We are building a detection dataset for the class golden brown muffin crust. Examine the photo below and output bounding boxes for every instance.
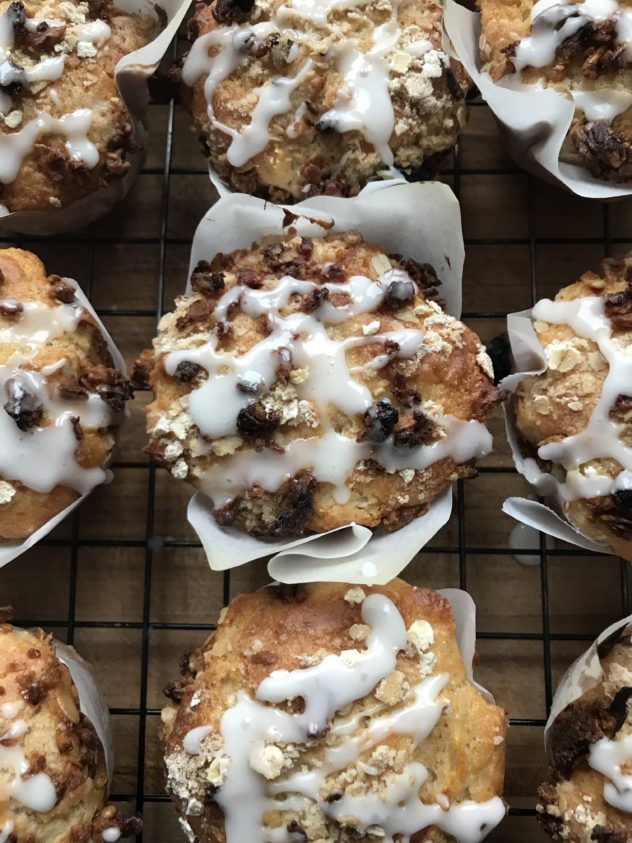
[161,579,507,843]
[477,0,632,183]
[0,617,141,842]
[511,256,632,561]
[140,230,501,538]
[538,622,632,841]
[0,247,133,541]
[0,0,161,215]
[183,0,470,200]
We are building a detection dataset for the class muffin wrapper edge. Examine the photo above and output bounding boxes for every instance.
[185,181,467,584]
[0,0,192,235]
[500,308,611,555]
[443,0,632,200]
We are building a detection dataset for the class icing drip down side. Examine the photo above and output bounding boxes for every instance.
[163,270,493,507]
[182,0,442,169]
[0,702,57,813]
[528,294,632,502]
[0,290,116,496]
[180,593,506,843]
[589,734,632,813]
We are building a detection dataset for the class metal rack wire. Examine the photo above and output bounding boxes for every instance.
[1,32,631,839]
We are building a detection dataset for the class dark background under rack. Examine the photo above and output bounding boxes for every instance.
[1,32,632,841]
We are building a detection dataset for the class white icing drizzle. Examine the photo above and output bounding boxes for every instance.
[0,821,14,843]
[0,110,98,183]
[164,272,492,506]
[181,0,440,167]
[0,297,115,496]
[572,89,632,122]
[0,720,57,812]
[0,702,18,719]
[102,828,122,843]
[589,734,632,812]
[530,295,632,502]
[512,0,632,71]
[182,594,504,843]
[0,6,101,185]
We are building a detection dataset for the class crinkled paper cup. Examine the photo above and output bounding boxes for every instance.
[0,281,128,569]
[544,613,632,750]
[501,308,611,556]
[0,0,192,235]
[186,180,468,585]
[444,0,632,200]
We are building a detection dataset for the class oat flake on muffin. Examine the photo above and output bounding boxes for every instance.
[182,0,470,200]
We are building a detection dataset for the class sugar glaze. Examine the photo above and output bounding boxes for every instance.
[182,593,505,842]
[529,295,632,501]
[165,271,493,506]
[0,717,57,812]
[182,0,442,168]
[0,292,116,496]
[589,734,632,812]
[0,6,101,189]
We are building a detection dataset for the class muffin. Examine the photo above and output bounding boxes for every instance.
[538,620,632,841]
[478,0,632,183]
[0,0,163,217]
[181,0,470,200]
[0,247,132,541]
[161,579,508,843]
[0,611,141,841]
[139,229,501,539]
[509,256,632,561]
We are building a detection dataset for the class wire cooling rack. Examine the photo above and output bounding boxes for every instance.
[1,28,632,841]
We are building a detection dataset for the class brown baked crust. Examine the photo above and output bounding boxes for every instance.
[477,0,632,183]
[160,579,507,843]
[537,623,632,841]
[183,0,470,201]
[140,229,501,538]
[511,256,632,562]
[0,248,132,541]
[0,621,141,842]
[0,0,161,215]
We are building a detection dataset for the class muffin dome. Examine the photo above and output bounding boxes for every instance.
[140,229,500,538]
[0,248,132,541]
[511,256,632,561]
[0,618,141,842]
[161,579,507,843]
[182,0,470,200]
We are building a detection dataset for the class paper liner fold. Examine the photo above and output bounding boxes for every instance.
[544,613,632,752]
[444,0,632,200]
[0,0,191,235]
[184,181,469,583]
[501,307,611,556]
[0,281,128,569]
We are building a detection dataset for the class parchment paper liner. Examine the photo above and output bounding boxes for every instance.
[0,0,191,236]
[500,308,611,555]
[0,281,128,569]
[444,0,632,200]
[543,613,632,752]
[185,181,471,585]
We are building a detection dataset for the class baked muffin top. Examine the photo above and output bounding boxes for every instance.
[139,229,500,538]
[0,615,141,842]
[478,0,632,182]
[182,0,470,200]
[0,0,161,216]
[0,247,132,541]
[161,579,507,843]
[538,620,632,841]
[511,256,632,561]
